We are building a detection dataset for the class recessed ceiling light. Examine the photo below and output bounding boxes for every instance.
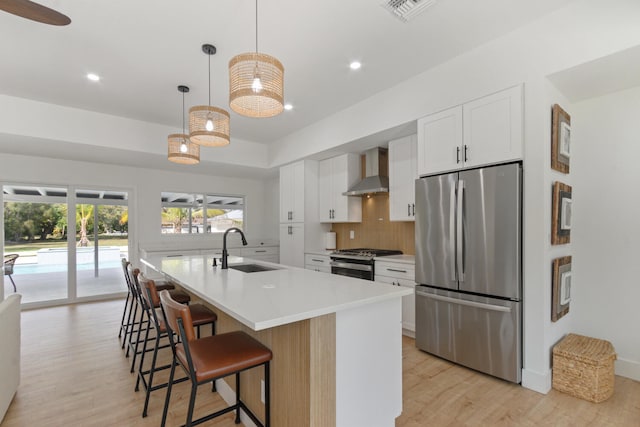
[87,73,100,82]
[284,103,293,111]
[349,61,362,70]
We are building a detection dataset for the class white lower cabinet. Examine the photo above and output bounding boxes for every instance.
[241,246,279,263]
[375,261,416,335]
[304,253,331,273]
[279,223,305,268]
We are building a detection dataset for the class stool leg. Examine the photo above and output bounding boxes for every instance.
[122,295,136,348]
[135,320,151,390]
[265,361,270,427]
[235,372,241,424]
[8,275,16,292]
[130,309,148,373]
[161,357,177,427]
[141,331,162,417]
[186,382,198,427]
[118,292,132,338]
[125,301,139,353]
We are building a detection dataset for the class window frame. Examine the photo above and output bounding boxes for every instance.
[160,191,245,236]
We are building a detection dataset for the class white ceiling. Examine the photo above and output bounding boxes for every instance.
[0,0,575,148]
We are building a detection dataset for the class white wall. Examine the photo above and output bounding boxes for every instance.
[0,153,275,267]
[569,85,640,381]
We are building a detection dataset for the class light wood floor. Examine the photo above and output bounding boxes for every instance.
[3,300,639,426]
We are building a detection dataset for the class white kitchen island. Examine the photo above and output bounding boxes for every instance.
[142,254,411,427]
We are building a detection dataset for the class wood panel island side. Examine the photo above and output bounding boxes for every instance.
[141,254,410,427]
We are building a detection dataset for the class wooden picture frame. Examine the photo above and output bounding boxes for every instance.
[552,181,572,245]
[551,104,571,173]
[552,256,572,322]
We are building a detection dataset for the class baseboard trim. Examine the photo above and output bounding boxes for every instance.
[521,368,551,394]
[615,358,640,381]
[214,379,258,427]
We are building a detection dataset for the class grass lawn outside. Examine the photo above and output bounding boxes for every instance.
[5,236,129,256]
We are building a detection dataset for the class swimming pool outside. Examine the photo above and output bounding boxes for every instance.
[13,260,122,275]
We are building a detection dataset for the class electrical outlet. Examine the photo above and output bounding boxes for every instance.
[349,230,355,239]
[261,379,265,403]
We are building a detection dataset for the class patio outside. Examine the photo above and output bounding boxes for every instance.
[3,199,128,304]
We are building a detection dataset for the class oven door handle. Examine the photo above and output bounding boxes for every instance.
[330,261,373,272]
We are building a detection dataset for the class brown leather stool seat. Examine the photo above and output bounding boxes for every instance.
[160,290,272,427]
[136,275,217,418]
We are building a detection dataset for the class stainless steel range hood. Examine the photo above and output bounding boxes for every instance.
[343,148,388,196]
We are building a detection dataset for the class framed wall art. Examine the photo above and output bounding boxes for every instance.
[552,256,572,322]
[552,181,572,245]
[551,104,571,173]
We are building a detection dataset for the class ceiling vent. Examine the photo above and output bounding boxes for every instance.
[381,0,438,23]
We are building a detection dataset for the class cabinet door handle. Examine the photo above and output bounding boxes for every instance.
[408,203,411,216]
[311,258,325,263]
[456,146,460,164]
[464,145,469,162]
[412,203,415,216]
[288,225,292,235]
[387,268,407,273]
[255,250,267,253]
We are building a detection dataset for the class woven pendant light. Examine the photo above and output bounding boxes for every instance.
[189,44,231,147]
[168,86,200,165]
[229,0,284,118]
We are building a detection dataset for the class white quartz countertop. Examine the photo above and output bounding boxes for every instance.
[141,254,411,331]
[375,255,415,265]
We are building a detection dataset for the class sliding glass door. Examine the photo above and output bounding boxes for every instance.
[3,186,68,303]
[75,189,128,298]
[2,184,129,305]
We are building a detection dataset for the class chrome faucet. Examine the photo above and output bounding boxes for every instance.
[221,227,247,269]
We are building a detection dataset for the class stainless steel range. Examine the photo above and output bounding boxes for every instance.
[330,248,403,281]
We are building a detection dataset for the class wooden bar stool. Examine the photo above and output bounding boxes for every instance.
[127,266,190,372]
[159,290,272,427]
[136,274,217,418]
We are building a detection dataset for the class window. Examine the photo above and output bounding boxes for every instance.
[160,192,244,235]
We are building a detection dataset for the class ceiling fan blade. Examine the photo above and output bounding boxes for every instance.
[0,0,71,25]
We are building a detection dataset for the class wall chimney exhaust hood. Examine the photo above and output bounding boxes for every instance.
[343,148,388,196]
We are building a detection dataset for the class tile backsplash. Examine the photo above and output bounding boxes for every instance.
[331,193,415,255]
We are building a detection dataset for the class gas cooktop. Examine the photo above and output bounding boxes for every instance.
[331,248,403,259]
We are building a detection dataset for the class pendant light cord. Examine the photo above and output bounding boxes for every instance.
[182,89,186,136]
[208,52,211,106]
[255,0,258,53]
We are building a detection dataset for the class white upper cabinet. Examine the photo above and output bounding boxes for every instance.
[318,154,361,223]
[462,85,523,168]
[417,106,463,176]
[389,134,417,222]
[279,161,305,223]
[417,85,523,176]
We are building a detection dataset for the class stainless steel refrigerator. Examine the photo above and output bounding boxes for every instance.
[414,162,522,383]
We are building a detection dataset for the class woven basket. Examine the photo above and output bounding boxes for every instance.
[552,333,616,403]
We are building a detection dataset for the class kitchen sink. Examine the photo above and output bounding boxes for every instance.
[229,263,279,273]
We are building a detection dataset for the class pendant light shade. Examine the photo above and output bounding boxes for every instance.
[168,85,200,165]
[228,0,284,118]
[189,44,231,147]
[189,105,231,147]
[229,52,284,118]
[168,133,200,164]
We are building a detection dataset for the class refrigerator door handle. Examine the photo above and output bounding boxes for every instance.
[449,185,457,280]
[415,290,512,313]
[456,179,465,282]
